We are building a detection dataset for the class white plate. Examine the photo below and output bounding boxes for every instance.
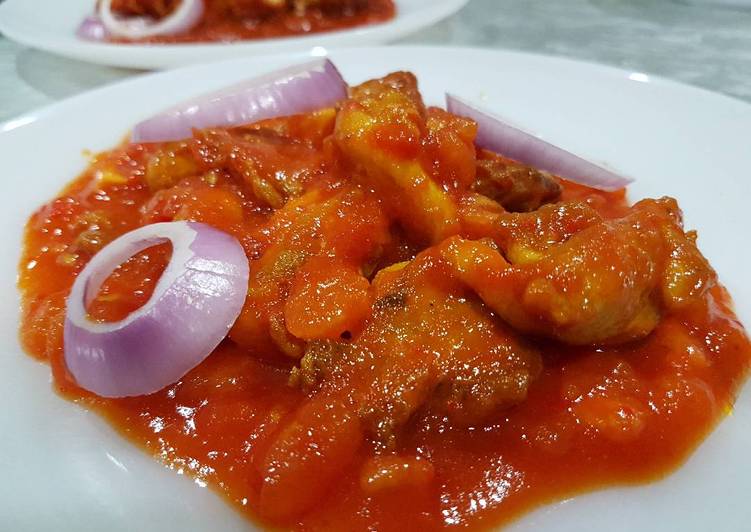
[0,0,468,70]
[1,46,750,531]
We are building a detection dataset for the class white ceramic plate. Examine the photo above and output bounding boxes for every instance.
[0,0,468,70]
[1,46,750,531]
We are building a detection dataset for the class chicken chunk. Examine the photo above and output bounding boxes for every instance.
[638,198,717,310]
[229,185,390,358]
[442,198,716,345]
[422,107,478,192]
[473,149,562,212]
[294,249,541,447]
[189,110,335,209]
[459,194,603,265]
[334,72,461,244]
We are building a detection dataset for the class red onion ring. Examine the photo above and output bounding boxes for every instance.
[446,94,633,191]
[131,59,347,143]
[76,15,109,41]
[64,221,249,398]
[98,0,204,40]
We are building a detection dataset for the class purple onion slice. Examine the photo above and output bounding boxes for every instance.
[131,59,348,143]
[76,15,109,41]
[446,94,633,191]
[98,0,205,40]
[64,221,249,398]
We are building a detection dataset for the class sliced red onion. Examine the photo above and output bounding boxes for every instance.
[446,94,633,191]
[131,59,347,143]
[64,221,249,398]
[76,15,109,41]
[98,0,204,40]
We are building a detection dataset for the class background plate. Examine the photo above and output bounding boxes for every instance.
[0,46,749,531]
[0,0,469,69]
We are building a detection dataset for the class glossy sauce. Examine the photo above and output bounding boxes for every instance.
[18,110,751,530]
[108,0,396,43]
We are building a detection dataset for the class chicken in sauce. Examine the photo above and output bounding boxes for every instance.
[19,70,750,530]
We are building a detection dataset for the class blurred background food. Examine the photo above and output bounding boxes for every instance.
[2,0,750,123]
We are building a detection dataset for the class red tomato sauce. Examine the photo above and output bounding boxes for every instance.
[18,101,751,530]
[107,0,396,44]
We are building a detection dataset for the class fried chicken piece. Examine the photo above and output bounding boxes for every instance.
[229,185,390,358]
[459,194,603,265]
[473,150,562,212]
[422,107,478,192]
[334,72,461,244]
[294,249,541,447]
[442,198,716,345]
[189,109,335,209]
[638,198,717,311]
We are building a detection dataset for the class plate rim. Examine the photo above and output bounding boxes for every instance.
[3,44,750,133]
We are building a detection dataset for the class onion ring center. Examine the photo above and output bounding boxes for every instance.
[68,223,200,334]
[86,242,173,323]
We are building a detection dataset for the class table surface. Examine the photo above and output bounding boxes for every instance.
[2,0,751,122]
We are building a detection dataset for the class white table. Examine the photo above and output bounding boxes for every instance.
[2,0,751,122]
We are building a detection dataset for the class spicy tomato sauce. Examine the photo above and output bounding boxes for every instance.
[18,72,751,530]
[108,0,396,43]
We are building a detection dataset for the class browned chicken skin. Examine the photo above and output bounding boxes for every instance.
[460,194,603,264]
[229,185,390,358]
[295,249,542,447]
[473,149,562,212]
[442,197,716,345]
[334,72,462,244]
